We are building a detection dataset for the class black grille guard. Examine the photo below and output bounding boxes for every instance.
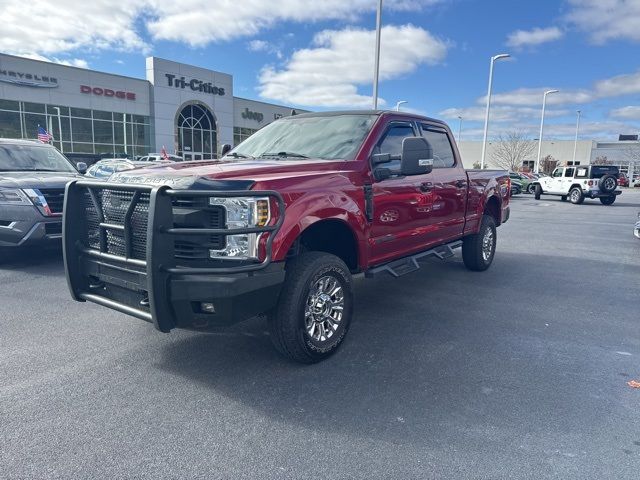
[63,180,285,332]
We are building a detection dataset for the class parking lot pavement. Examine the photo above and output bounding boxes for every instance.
[1,190,638,479]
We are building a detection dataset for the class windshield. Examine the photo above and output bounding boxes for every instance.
[229,114,377,160]
[0,144,76,173]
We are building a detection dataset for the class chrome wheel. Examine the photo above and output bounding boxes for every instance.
[571,189,580,202]
[604,177,616,191]
[305,275,344,342]
[482,227,494,262]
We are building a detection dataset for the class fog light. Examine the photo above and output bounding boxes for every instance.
[200,302,216,314]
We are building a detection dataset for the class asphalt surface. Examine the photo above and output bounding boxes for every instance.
[1,189,639,479]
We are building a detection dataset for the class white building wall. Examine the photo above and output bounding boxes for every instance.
[146,57,234,155]
[456,140,595,169]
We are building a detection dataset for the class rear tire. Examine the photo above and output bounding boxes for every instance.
[599,174,617,194]
[599,196,616,205]
[268,252,353,364]
[462,214,497,272]
[527,183,536,194]
[534,184,542,200]
[569,187,584,204]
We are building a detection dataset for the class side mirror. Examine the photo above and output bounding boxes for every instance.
[220,144,232,157]
[400,137,433,176]
[76,162,87,174]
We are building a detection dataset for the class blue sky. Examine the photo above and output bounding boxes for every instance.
[2,0,640,140]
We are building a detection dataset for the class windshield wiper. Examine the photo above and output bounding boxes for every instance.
[225,152,253,159]
[260,151,309,159]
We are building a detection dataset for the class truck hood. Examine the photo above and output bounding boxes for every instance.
[0,171,83,189]
[108,158,353,189]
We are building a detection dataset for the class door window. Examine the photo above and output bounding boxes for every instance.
[420,125,455,168]
[552,168,564,178]
[375,124,415,170]
[564,168,575,177]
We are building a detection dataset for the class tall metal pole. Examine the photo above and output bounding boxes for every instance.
[395,100,407,111]
[53,107,63,153]
[572,110,581,164]
[535,89,559,174]
[457,116,463,142]
[480,54,510,169]
[372,0,383,110]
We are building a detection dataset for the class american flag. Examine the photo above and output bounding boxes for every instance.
[37,126,53,143]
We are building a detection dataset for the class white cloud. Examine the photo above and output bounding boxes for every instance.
[0,1,149,57]
[610,106,640,119]
[147,0,442,45]
[439,105,569,123]
[248,40,270,52]
[258,25,449,108]
[0,0,443,58]
[17,53,89,69]
[506,26,564,49]
[566,0,640,44]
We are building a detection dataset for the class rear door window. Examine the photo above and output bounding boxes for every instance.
[420,125,456,168]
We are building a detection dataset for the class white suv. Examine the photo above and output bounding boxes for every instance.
[531,165,621,205]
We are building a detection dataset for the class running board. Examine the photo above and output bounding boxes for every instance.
[365,241,463,279]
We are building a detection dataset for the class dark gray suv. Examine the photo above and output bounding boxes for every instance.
[0,139,83,253]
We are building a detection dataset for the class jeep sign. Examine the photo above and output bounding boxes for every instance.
[241,108,264,123]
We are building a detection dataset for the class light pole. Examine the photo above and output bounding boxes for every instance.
[53,107,63,153]
[572,110,581,165]
[535,89,559,174]
[372,0,383,110]
[395,100,407,111]
[457,116,463,142]
[480,53,510,169]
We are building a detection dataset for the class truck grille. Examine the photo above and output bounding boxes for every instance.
[83,188,225,261]
[39,188,65,214]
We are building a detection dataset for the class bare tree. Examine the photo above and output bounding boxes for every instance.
[593,155,611,165]
[491,131,536,172]
[540,155,558,174]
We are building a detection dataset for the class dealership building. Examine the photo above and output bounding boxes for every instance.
[0,53,302,160]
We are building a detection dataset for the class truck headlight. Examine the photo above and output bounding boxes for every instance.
[0,188,33,206]
[208,197,270,260]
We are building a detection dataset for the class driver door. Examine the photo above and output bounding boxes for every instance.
[369,122,435,265]
[546,168,565,193]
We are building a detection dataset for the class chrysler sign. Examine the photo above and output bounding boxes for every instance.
[0,69,58,88]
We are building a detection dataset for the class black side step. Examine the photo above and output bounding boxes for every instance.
[365,240,463,279]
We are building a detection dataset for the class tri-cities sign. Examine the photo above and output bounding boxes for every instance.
[165,73,225,96]
[80,85,136,100]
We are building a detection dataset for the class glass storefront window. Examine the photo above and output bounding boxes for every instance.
[70,107,92,118]
[0,99,150,155]
[23,102,46,113]
[0,99,19,111]
[93,120,114,144]
[0,110,21,138]
[93,110,113,121]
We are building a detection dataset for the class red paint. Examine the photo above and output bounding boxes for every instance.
[133,112,510,270]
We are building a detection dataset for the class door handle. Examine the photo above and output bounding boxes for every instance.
[455,180,466,188]
[420,182,433,192]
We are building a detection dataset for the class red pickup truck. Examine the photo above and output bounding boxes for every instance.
[63,111,510,363]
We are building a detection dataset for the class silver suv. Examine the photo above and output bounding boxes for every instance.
[0,139,83,253]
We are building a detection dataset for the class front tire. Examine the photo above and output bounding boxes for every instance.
[462,214,497,272]
[268,252,353,364]
[569,187,584,204]
[599,196,616,205]
[534,184,542,200]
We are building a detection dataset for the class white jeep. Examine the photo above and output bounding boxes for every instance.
[531,165,621,205]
